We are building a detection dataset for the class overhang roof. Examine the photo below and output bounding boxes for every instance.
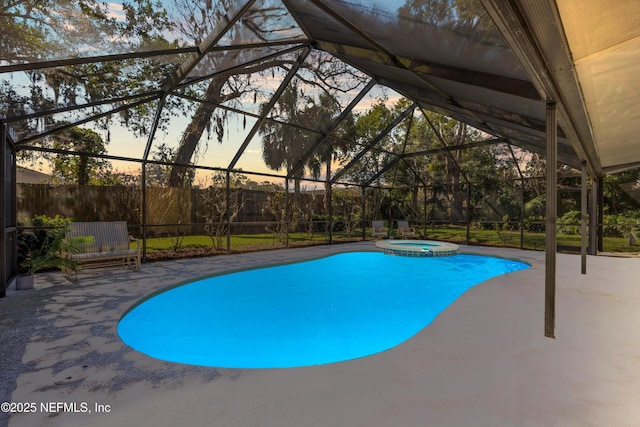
[555,0,640,174]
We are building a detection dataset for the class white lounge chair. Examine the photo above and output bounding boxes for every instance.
[396,220,416,238]
[371,220,388,238]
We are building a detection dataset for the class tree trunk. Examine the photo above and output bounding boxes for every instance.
[447,124,466,223]
[78,154,89,186]
[412,184,419,216]
[167,76,227,187]
[325,159,331,216]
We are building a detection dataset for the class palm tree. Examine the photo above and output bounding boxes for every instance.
[260,83,348,188]
[260,82,316,195]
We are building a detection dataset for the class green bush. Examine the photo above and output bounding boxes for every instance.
[558,210,581,235]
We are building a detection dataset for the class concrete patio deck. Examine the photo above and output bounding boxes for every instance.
[1,242,639,426]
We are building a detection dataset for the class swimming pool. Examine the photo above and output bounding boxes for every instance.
[118,252,529,368]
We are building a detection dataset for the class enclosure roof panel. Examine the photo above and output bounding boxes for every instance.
[291,0,579,168]
[2,0,639,178]
[288,0,640,176]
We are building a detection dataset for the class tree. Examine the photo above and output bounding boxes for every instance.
[2,0,174,110]
[332,188,361,237]
[603,168,640,216]
[1,1,116,64]
[343,97,397,186]
[259,81,353,211]
[260,82,317,195]
[343,97,507,223]
[163,1,367,187]
[201,172,246,251]
[146,143,194,187]
[309,91,356,217]
[165,0,304,187]
[4,1,365,189]
[50,127,114,184]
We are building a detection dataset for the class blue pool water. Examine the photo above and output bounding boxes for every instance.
[118,252,529,368]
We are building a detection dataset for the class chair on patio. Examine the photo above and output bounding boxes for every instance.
[371,220,388,238]
[65,221,140,270]
[396,220,416,238]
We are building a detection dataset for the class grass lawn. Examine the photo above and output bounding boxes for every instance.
[143,232,350,252]
[139,227,639,255]
[424,225,638,253]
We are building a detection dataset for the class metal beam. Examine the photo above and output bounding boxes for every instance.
[598,177,604,252]
[281,0,315,41]
[143,96,166,161]
[545,101,557,339]
[1,91,163,124]
[506,141,525,181]
[402,138,506,159]
[390,111,415,187]
[374,72,582,171]
[317,40,540,100]
[331,103,417,184]
[512,141,581,171]
[173,44,308,90]
[422,109,469,185]
[15,145,286,180]
[287,79,376,179]
[589,176,598,255]
[1,123,6,296]
[162,0,257,93]
[328,181,333,244]
[141,163,148,262]
[400,157,427,188]
[363,156,403,187]
[581,161,587,274]
[172,85,342,140]
[0,47,199,74]
[228,47,311,169]
[226,171,232,255]
[506,141,526,249]
[361,186,367,240]
[285,178,290,248]
[208,39,310,53]
[603,161,640,175]
[375,74,565,140]
[173,89,361,152]
[15,95,160,145]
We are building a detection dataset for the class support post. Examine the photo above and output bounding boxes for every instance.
[581,161,587,274]
[10,137,17,281]
[1,123,6,296]
[466,184,471,245]
[589,177,598,255]
[520,179,525,249]
[598,178,604,252]
[141,162,147,262]
[361,186,366,241]
[226,171,231,255]
[545,102,557,339]
[328,182,333,244]
[285,178,290,249]
[423,186,428,238]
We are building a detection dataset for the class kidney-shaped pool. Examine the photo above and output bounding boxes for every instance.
[118,252,529,368]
